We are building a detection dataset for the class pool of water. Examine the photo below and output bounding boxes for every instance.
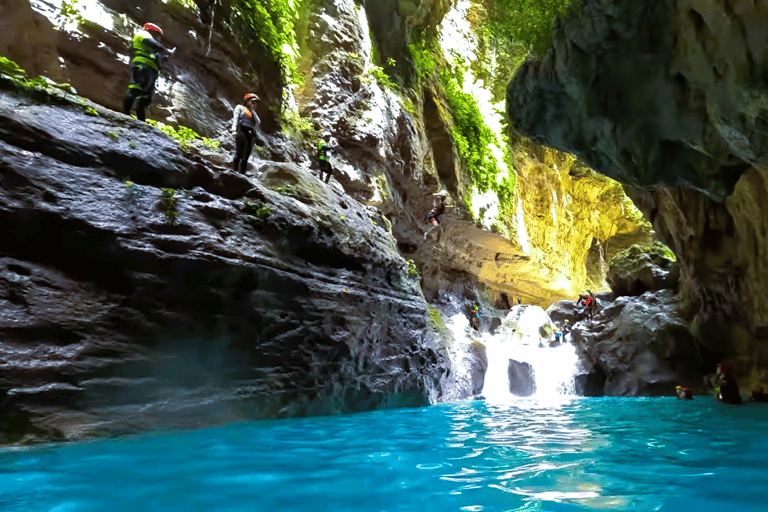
[2,397,767,511]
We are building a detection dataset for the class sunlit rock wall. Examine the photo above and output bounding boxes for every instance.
[508,0,768,388]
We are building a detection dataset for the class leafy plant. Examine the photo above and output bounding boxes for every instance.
[161,188,179,223]
[60,0,86,26]
[481,0,581,58]
[405,259,419,277]
[84,106,98,116]
[107,131,119,140]
[146,119,220,151]
[368,65,398,93]
[243,199,272,218]
[229,0,303,85]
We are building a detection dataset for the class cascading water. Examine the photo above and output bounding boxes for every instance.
[445,304,579,402]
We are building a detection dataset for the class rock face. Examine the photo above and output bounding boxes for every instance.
[0,89,448,444]
[507,0,768,202]
[507,359,534,396]
[606,243,679,297]
[508,0,768,390]
[550,290,701,396]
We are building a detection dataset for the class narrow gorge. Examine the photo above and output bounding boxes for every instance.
[0,0,758,446]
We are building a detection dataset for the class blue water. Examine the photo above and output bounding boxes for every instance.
[2,398,768,511]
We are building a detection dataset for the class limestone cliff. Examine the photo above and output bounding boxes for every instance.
[508,0,768,390]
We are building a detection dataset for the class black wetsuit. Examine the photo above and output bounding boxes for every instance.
[233,105,257,173]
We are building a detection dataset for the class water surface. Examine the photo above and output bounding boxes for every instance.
[2,397,767,511]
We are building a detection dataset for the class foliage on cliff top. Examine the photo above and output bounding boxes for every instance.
[230,0,303,84]
[408,38,516,220]
[481,0,581,57]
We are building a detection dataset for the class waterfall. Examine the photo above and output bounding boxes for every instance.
[480,306,579,402]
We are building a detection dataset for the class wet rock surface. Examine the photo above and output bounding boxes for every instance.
[0,89,449,444]
[507,359,534,397]
[549,290,703,396]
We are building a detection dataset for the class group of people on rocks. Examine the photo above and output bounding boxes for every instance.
[123,22,451,240]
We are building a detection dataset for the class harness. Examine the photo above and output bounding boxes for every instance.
[238,107,256,134]
[584,296,593,308]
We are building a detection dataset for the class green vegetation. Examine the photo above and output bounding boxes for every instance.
[230,0,305,85]
[125,180,136,191]
[651,240,676,262]
[145,119,220,151]
[243,199,272,218]
[405,259,419,277]
[481,0,580,57]
[0,56,53,92]
[368,65,398,93]
[427,305,451,343]
[408,36,517,221]
[129,141,138,149]
[107,131,119,141]
[161,188,179,223]
[60,0,86,27]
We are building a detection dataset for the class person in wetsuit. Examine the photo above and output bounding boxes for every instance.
[123,23,169,122]
[576,290,596,322]
[231,93,260,173]
[317,139,337,183]
[424,191,447,241]
[470,303,480,331]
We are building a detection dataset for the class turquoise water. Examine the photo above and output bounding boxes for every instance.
[2,397,768,511]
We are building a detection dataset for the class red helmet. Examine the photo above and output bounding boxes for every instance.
[143,23,163,36]
[243,93,258,102]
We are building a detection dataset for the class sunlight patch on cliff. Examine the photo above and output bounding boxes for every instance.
[516,198,530,254]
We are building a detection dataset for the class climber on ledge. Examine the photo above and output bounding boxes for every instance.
[576,290,596,322]
[470,303,481,331]
[231,93,261,173]
[317,137,337,183]
[123,23,171,122]
[424,190,447,241]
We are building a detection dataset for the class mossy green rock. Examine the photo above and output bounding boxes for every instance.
[607,243,678,297]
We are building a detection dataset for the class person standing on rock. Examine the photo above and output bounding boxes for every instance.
[316,137,337,183]
[123,23,170,122]
[470,303,481,331]
[576,290,596,322]
[231,93,260,173]
[424,190,447,241]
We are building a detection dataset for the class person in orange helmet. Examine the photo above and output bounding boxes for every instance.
[231,93,260,173]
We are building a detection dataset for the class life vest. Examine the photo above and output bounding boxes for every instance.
[238,107,256,134]
[317,142,330,162]
[131,30,162,72]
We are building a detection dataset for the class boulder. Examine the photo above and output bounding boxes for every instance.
[508,359,535,397]
[607,242,679,296]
